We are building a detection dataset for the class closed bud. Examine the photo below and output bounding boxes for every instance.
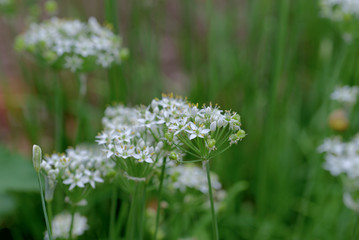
[210,122,217,132]
[169,152,178,161]
[45,176,56,202]
[233,114,241,122]
[207,139,216,149]
[32,145,42,172]
[217,119,224,127]
[329,109,349,132]
[165,132,174,142]
[45,0,58,15]
[236,129,246,140]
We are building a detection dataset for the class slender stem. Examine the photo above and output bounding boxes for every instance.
[353,213,359,239]
[109,185,118,240]
[115,201,129,237]
[74,73,87,144]
[54,76,64,152]
[126,184,137,240]
[47,200,53,232]
[139,184,146,240]
[154,157,167,239]
[68,206,76,240]
[37,174,52,240]
[204,160,219,240]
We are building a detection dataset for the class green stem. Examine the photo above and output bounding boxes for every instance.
[47,200,53,232]
[68,206,76,240]
[109,185,118,240]
[74,73,87,144]
[115,201,129,237]
[37,173,52,240]
[205,160,219,240]
[154,158,167,239]
[54,76,64,152]
[353,213,359,240]
[126,182,146,240]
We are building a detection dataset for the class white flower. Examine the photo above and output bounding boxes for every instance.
[63,172,87,191]
[84,170,104,188]
[44,212,88,240]
[133,147,155,163]
[331,85,359,104]
[319,135,359,178]
[186,122,210,140]
[168,164,222,194]
[64,55,83,72]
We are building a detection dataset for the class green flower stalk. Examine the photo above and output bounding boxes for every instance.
[33,145,53,240]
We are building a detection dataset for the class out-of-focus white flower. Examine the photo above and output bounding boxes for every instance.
[44,212,88,240]
[331,85,359,104]
[16,17,127,72]
[320,0,359,21]
[64,55,84,72]
[168,164,222,194]
[318,135,359,178]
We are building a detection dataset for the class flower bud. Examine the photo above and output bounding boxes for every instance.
[45,0,58,15]
[236,129,246,140]
[165,132,174,142]
[329,109,349,132]
[169,152,178,161]
[210,122,217,132]
[207,139,216,149]
[233,114,241,122]
[45,176,56,202]
[217,119,224,127]
[32,145,42,172]
[120,48,129,60]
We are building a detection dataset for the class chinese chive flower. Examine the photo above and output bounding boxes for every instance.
[44,212,88,240]
[318,135,359,212]
[320,0,359,21]
[40,145,113,193]
[168,164,222,194]
[318,136,359,178]
[331,85,359,105]
[15,17,128,72]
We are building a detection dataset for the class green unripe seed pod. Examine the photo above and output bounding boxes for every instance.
[169,152,177,161]
[165,132,174,142]
[236,129,246,140]
[207,139,216,148]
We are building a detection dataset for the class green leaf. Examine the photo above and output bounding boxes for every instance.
[0,145,38,193]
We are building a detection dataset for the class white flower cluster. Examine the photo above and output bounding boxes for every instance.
[44,212,88,240]
[318,136,359,178]
[97,94,245,169]
[331,85,359,104]
[143,94,245,156]
[16,17,127,72]
[97,105,161,165]
[168,164,222,194]
[41,145,114,191]
[320,0,359,21]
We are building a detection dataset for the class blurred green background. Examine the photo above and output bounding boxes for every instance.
[1,0,358,239]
